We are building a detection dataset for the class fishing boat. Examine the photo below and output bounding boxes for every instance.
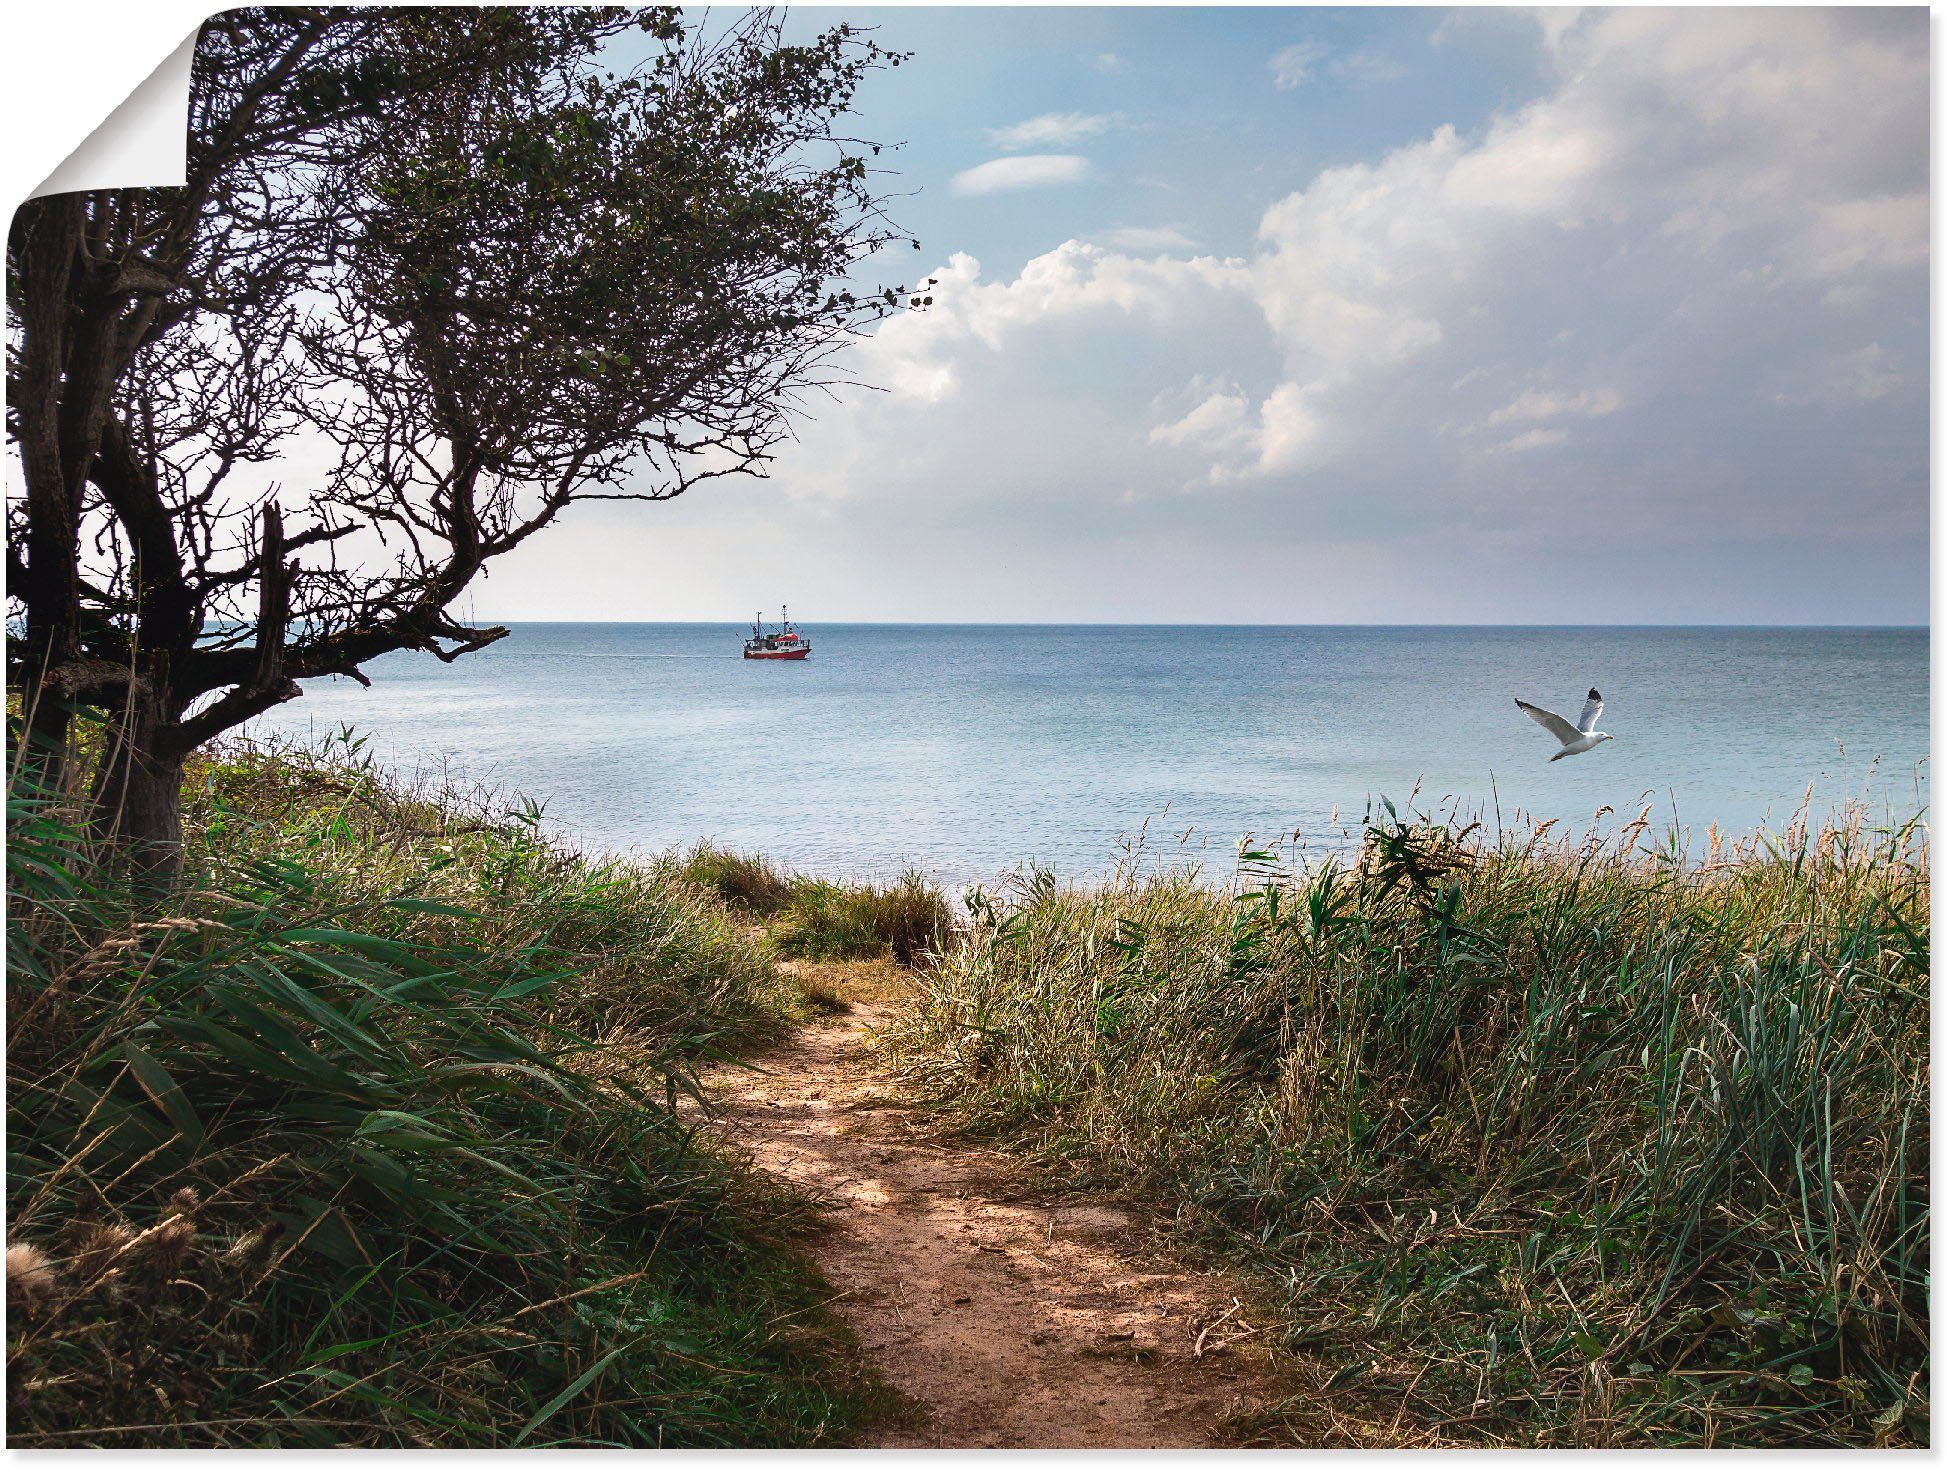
[743,607,811,660]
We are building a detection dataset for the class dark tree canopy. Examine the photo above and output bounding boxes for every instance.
[7,6,921,881]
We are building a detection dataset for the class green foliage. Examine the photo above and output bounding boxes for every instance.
[6,740,876,1446]
[202,743,796,1049]
[664,842,796,917]
[892,808,1930,1447]
[773,872,951,967]
[664,845,951,967]
[11,7,922,883]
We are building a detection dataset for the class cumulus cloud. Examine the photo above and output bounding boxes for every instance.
[951,154,1093,196]
[771,244,1262,518]
[851,9,1923,493]
[756,9,1923,619]
[988,112,1120,151]
[851,243,1249,406]
[1173,7,1927,482]
[1149,387,1252,452]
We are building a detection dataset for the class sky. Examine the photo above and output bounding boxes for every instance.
[365,9,1933,624]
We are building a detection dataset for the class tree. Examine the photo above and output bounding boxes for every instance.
[7,5,921,885]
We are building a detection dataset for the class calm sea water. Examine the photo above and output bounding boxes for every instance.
[247,624,1929,883]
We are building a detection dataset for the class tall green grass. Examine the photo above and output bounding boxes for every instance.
[663,842,798,917]
[7,736,880,1447]
[892,806,1930,1446]
[666,842,950,966]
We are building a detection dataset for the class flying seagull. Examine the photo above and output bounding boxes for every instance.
[1515,688,1613,760]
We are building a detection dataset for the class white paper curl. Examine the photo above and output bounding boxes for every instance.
[33,30,197,198]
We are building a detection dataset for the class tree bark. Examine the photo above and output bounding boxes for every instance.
[116,751,189,892]
[9,197,86,791]
[87,687,190,891]
[9,12,906,890]
[94,505,299,890]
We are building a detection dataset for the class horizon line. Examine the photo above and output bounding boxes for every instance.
[461,617,1929,631]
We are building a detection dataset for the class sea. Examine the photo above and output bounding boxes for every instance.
[245,623,1930,885]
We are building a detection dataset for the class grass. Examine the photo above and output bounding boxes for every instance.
[6,732,887,1447]
[663,842,797,917]
[13,720,1926,1448]
[888,803,1930,1447]
[666,842,951,967]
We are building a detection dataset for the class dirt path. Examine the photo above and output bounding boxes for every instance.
[695,960,1291,1448]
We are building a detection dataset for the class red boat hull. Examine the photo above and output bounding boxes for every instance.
[744,647,809,660]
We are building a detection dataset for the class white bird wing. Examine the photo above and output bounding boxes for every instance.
[1577,688,1604,733]
[1515,698,1580,746]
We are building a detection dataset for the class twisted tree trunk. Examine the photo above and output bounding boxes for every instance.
[92,694,190,889]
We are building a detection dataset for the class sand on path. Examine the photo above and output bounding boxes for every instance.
[694,960,1294,1449]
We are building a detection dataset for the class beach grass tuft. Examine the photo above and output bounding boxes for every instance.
[773,871,952,966]
[666,844,951,967]
[889,803,1930,1447]
[665,841,798,917]
[6,733,882,1447]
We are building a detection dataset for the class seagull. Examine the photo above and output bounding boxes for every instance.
[1515,688,1614,760]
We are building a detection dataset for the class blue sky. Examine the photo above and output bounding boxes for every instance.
[491,7,1929,625]
[801,7,1553,276]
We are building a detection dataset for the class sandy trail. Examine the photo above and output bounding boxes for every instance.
[694,961,1288,1448]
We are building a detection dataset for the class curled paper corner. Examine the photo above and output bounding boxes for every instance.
[33,30,198,199]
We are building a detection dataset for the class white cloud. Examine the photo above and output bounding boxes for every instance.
[988,112,1119,151]
[1770,344,1904,408]
[1090,51,1126,75]
[1796,194,1927,287]
[1175,7,1925,483]
[1149,388,1250,451]
[772,8,1923,609]
[1252,384,1334,475]
[950,154,1093,196]
[1334,49,1409,84]
[1269,41,1329,91]
[1150,381,1333,483]
[1096,224,1197,253]
[1270,40,1408,90]
[1485,387,1623,427]
[764,241,1263,519]
[849,244,1248,409]
[1490,427,1571,454]
[865,11,1923,495]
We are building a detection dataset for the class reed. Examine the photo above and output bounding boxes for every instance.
[773,871,951,966]
[663,841,797,917]
[666,844,951,966]
[6,733,881,1447]
[890,804,1930,1446]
